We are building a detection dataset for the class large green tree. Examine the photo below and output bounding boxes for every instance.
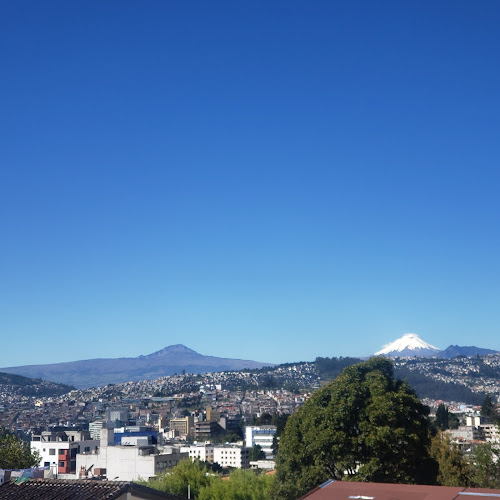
[469,442,500,489]
[430,432,470,486]
[0,428,41,469]
[480,395,497,421]
[271,357,436,499]
[435,404,450,431]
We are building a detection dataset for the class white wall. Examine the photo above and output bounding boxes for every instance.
[77,446,187,481]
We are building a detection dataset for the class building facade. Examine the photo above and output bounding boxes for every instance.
[181,443,215,464]
[213,444,249,469]
[31,429,99,478]
[76,428,187,481]
[244,425,277,458]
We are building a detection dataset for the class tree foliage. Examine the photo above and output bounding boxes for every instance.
[138,459,215,498]
[314,356,361,380]
[480,395,498,421]
[0,428,41,469]
[138,460,272,499]
[198,468,273,500]
[435,404,450,431]
[248,444,265,462]
[469,443,500,489]
[251,412,289,435]
[430,432,470,486]
[272,358,436,499]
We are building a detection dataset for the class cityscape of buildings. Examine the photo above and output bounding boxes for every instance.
[1,353,500,483]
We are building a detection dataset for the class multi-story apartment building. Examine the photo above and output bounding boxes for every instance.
[194,420,223,440]
[181,443,215,463]
[213,444,249,469]
[31,429,99,478]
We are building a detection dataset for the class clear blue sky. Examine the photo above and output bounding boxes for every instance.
[1,1,499,367]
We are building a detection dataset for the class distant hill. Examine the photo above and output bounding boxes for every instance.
[314,356,485,405]
[0,344,273,389]
[0,372,74,397]
[438,345,498,359]
[392,366,484,405]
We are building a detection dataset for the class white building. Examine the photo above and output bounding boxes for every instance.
[89,421,104,440]
[181,443,215,464]
[244,425,277,458]
[76,425,187,481]
[249,459,276,470]
[31,429,99,479]
[213,444,249,469]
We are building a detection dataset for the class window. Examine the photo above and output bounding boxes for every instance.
[49,449,55,455]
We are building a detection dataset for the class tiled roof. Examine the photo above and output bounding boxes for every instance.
[0,479,182,500]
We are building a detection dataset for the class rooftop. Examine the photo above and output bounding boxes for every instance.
[0,479,182,500]
[299,481,500,500]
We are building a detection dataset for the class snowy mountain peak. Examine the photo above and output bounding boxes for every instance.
[375,333,440,358]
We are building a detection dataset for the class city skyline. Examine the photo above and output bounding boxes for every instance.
[2,1,500,367]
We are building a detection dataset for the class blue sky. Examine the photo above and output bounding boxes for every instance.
[1,1,499,367]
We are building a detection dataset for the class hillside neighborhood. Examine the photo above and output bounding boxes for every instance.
[1,351,500,488]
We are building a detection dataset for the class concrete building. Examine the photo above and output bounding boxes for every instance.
[479,423,500,443]
[76,426,188,481]
[89,420,104,440]
[181,443,215,464]
[244,425,277,458]
[194,420,223,440]
[107,407,129,425]
[466,415,484,427]
[249,459,275,470]
[169,416,194,436]
[213,444,249,469]
[31,429,99,478]
[448,425,482,442]
[206,406,220,422]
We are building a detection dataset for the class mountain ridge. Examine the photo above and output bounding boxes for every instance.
[374,333,498,359]
[0,345,273,390]
[438,345,498,359]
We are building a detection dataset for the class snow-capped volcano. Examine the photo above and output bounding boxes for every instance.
[375,333,440,358]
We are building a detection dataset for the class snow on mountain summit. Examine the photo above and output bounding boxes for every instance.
[375,333,440,358]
